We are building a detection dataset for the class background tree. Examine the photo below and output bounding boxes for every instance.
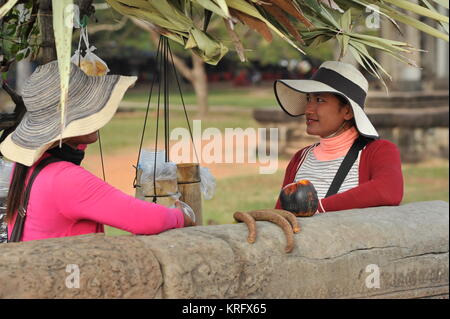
[1,0,448,133]
[0,0,95,143]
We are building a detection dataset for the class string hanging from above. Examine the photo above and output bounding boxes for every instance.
[133,35,200,203]
[71,18,109,181]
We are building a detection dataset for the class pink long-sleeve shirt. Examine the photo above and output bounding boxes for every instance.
[8,154,185,241]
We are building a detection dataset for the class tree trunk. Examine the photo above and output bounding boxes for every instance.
[37,0,94,64]
[0,0,95,144]
[191,54,209,118]
[75,0,95,18]
[38,0,57,63]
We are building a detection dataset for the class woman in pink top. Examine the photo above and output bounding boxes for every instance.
[0,61,195,242]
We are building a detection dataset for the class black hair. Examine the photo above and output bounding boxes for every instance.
[333,94,356,127]
[5,163,28,222]
[333,93,350,107]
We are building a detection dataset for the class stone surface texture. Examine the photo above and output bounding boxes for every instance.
[0,201,448,299]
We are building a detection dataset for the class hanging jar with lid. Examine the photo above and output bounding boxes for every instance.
[135,150,179,208]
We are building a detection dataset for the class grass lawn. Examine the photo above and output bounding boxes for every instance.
[402,161,449,203]
[88,109,260,156]
[122,85,277,109]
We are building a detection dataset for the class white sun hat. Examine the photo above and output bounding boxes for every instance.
[0,60,137,166]
[274,61,379,139]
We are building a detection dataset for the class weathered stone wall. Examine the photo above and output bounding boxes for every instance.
[0,201,448,299]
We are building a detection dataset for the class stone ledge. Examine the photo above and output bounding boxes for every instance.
[366,90,449,108]
[0,234,164,298]
[253,108,449,128]
[0,201,448,299]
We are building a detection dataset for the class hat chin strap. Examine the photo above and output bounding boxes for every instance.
[323,121,349,139]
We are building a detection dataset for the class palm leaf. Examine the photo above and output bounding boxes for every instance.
[106,0,186,31]
[340,9,352,31]
[352,38,418,65]
[421,0,449,34]
[383,0,449,23]
[336,34,350,59]
[350,33,414,49]
[429,0,449,9]
[52,0,74,141]
[230,8,273,42]
[193,0,230,19]
[345,0,404,34]
[214,0,230,16]
[103,0,448,83]
[188,27,229,64]
[320,0,344,13]
[261,3,304,44]
[149,0,195,29]
[350,41,390,90]
[0,0,19,19]
[106,0,228,64]
[268,0,314,28]
[351,0,449,41]
[227,0,305,53]
[224,17,247,61]
[384,5,449,41]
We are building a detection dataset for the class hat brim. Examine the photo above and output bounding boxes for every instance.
[0,75,137,166]
[274,79,379,139]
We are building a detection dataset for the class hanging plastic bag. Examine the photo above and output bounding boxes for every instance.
[136,150,180,203]
[71,24,85,66]
[170,200,196,224]
[0,158,13,244]
[0,158,13,199]
[138,150,178,182]
[70,48,83,67]
[199,166,216,200]
[71,27,109,76]
[81,45,110,76]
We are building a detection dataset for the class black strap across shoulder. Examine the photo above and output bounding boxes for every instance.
[9,156,62,242]
[325,135,370,198]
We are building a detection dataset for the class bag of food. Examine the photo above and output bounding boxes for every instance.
[80,45,109,76]
[71,27,109,76]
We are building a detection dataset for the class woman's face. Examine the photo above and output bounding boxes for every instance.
[65,131,99,147]
[304,93,354,138]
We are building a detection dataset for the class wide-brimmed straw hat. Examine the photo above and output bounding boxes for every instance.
[0,60,137,166]
[274,61,378,139]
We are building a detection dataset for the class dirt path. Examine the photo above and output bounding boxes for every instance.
[83,148,289,196]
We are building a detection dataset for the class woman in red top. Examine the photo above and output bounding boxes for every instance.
[274,61,403,214]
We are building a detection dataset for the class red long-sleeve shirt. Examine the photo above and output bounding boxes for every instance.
[275,139,404,213]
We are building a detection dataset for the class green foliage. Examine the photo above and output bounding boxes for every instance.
[103,0,449,86]
[85,9,156,54]
[0,0,39,71]
[2,0,449,82]
[243,35,334,66]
